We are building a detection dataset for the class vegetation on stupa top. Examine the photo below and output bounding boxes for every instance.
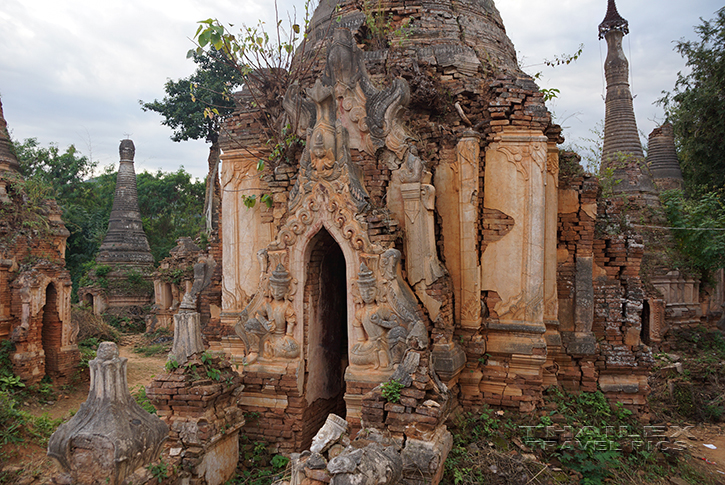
[10,138,206,299]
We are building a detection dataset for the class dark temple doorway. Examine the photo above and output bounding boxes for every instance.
[41,283,61,377]
[641,299,651,345]
[302,228,348,447]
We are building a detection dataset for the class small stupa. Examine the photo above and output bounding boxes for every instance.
[96,139,154,266]
[646,122,684,191]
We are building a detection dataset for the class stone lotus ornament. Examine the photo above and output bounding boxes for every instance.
[235,263,300,364]
[48,342,168,485]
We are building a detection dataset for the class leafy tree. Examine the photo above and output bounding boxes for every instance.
[661,189,725,279]
[140,52,242,235]
[13,138,205,298]
[14,138,96,200]
[659,7,725,192]
[136,169,205,262]
[13,139,109,294]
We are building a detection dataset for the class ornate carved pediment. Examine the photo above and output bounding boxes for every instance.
[285,28,412,159]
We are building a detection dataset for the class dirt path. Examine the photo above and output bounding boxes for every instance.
[690,424,725,478]
[28,337,167,421]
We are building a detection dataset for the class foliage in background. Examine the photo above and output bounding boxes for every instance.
[191,0,318,171]
[660,189,725,279]
[136,169,205,262]
[12,138,205,298]
[141,51,242,234]
[659,7,725,192]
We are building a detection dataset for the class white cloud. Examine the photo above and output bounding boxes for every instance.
[0,0,721,180]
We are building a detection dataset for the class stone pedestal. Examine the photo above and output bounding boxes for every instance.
[170,311,205,365]
[146,353,244,485]
[48,342,168,485]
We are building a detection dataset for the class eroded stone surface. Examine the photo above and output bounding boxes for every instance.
[48,342,168,485]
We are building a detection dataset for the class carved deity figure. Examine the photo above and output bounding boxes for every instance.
[350,264,397,370]
[236,264,300,364]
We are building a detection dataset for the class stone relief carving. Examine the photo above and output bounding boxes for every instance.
[350,263,398,370]
[396,147,446,289]
[244,28,435,376]
[350,251,429,371]
[234,263,300,364]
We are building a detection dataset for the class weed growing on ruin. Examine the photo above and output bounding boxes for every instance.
[243,411,260,422]
[271,454,289,470]
[165,359,179,373]
[380,378,403,403]
[133,385,157,415]
[147,459,169,483]
[230,437,291,485]
[207,367,222,381]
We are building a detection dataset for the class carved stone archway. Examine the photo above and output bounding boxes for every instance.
[301,227,348,447]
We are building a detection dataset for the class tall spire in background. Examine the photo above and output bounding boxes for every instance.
[96,139,154,266]
[599,0,655,194]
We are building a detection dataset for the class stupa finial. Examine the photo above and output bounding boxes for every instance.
[598,0,629,39]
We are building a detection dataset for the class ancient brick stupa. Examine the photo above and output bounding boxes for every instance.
[96,139,154,267]
[0,100,20,202]
[79,140,154,313]
[646,122,684,191]
[208,0,655,479]
[599,0,657,196]
[0,98,78,384]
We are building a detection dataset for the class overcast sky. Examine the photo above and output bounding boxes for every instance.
[0,0,721,179]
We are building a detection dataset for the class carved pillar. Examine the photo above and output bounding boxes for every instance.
[481,128,547,330]
[219,151,273,328]
[542,141,563,386]
[480,128,547,411]
[544,143,559,326]
[456,132,482,329]
[400,180,445,320]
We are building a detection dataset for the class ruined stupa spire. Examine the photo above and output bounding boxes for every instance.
[0,99,20,174]
[96,139,154,265]
[647,122,685,190]
[599,0,656,193]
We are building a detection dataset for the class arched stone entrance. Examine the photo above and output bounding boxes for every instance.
[302,228,348,447]
[41,283,62,377]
